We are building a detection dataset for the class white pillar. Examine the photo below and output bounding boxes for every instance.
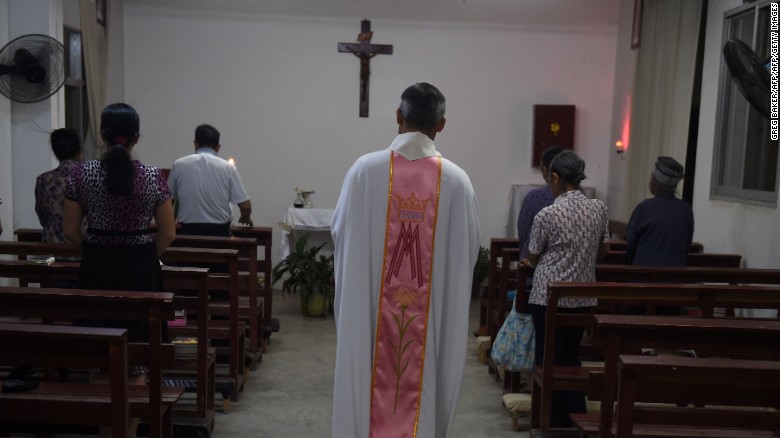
[8,0,64,232]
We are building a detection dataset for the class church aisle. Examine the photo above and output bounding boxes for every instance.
[211,296,524,437]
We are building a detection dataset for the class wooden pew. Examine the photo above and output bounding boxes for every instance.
[229,226,275,348]
[476,237,518,337]
[600,251,742,268]
[485,247,522,387]
[0,257,218,432]
[12,227,43,243]
[593,264,780,285]
[577,314,780,437]
[0,286,181,438]
[576,314,780,438]
[607,241,704,253]
[486,248,521,337]
[0,322,129,437]
[610,354,780,438]
[14,226,276,354]
[500,263,780,322]
[608,220,627,241]
[489,252,745,349]
[0,239,247,403]
[160,265,217,431]
[490,263,780,394]
[531,282,780,433]
[160,247,247,401]
[168,234,263,367]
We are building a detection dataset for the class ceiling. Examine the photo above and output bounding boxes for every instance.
[128,0,621,29]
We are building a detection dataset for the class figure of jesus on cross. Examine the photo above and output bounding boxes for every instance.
[338,20,393,117]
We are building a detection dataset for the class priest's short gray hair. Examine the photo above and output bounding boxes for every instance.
[399,83,446,130]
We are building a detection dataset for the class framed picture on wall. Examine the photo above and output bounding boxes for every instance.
[631,0,643,49]
[531,105,575,167]
[96,0,106,27]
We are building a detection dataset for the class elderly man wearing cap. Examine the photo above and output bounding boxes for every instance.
[626,156,694,267]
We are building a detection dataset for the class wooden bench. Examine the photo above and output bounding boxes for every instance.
[607,354,780,438]
[168,234,263,367]
[488,252,746,350]
[593,263,780,285]
[608,220,628,241]
[160,265,218,431]
[607,240,704,253]
[229,226,275,349]
[575,314,780,438]
[0,236,251,401]
[0,257,219,433]
[12,227,45,243]
[161,247,247,401]
[476,237,518,337]
[491,263,780,396]
[531,282,780,433]
[485,248,521,336]
[0,322,129,437]
[0,240,246,405]
[600,251,742,268]
[0,286,181,438]
[487,247,523,390]
[15,226,276,353]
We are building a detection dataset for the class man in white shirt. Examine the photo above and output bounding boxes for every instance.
[331,83,480,438]
[167,124,253,236]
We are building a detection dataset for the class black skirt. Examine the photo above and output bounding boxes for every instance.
[77,240,169,344]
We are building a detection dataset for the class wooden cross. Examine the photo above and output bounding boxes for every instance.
[338,20,393,117]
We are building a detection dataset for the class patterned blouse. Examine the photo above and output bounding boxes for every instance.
[65,160,171,245]
[516,185,554,259]
[528,190,609,308]
[35,160,80,243]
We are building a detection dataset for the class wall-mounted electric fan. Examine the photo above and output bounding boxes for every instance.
[0,34,66,104]
[722,38,771,119]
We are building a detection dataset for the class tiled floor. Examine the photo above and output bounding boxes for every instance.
[210,295,524,437]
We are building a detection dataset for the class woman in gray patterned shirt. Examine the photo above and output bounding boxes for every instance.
[522,150,609,427]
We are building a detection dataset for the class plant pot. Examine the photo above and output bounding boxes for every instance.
[301,293,326,317]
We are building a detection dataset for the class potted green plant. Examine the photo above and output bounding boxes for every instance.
[272,234,334,317]
[472,246,490,298]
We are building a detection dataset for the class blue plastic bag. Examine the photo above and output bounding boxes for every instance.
[490,299,535,372]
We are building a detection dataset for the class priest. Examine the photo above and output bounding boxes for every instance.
[331,82,480,438]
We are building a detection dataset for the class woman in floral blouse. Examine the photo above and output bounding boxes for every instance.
[35,128,82,243]
[522,150,609,428]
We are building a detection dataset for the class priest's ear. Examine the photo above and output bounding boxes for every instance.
[435,117,446,133]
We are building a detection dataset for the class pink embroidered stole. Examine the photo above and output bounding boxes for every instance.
[369,151,442,437]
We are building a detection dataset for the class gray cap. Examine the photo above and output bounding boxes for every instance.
[652,156,684,186]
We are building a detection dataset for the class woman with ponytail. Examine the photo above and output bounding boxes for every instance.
[63,103,175,436]
[520,150,610,427]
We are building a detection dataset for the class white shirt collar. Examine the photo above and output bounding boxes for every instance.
[196,147,218,156]
[388,132,441,161]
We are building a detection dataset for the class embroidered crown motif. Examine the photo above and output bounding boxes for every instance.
[397,193,429,223]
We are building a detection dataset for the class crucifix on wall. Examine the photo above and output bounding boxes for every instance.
[338,20,393,117]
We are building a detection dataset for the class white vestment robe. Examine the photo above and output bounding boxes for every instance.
[331,132,481,438]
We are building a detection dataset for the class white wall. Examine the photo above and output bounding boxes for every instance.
[62,0,78,29]
[124,5,617,262]
[8,0,64,233]
[606,0,638,222]
[105,0,124,102]
[692,0,780,269]
[0,0,11,242]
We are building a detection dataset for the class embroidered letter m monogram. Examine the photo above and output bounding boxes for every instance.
[385,222,424,287]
